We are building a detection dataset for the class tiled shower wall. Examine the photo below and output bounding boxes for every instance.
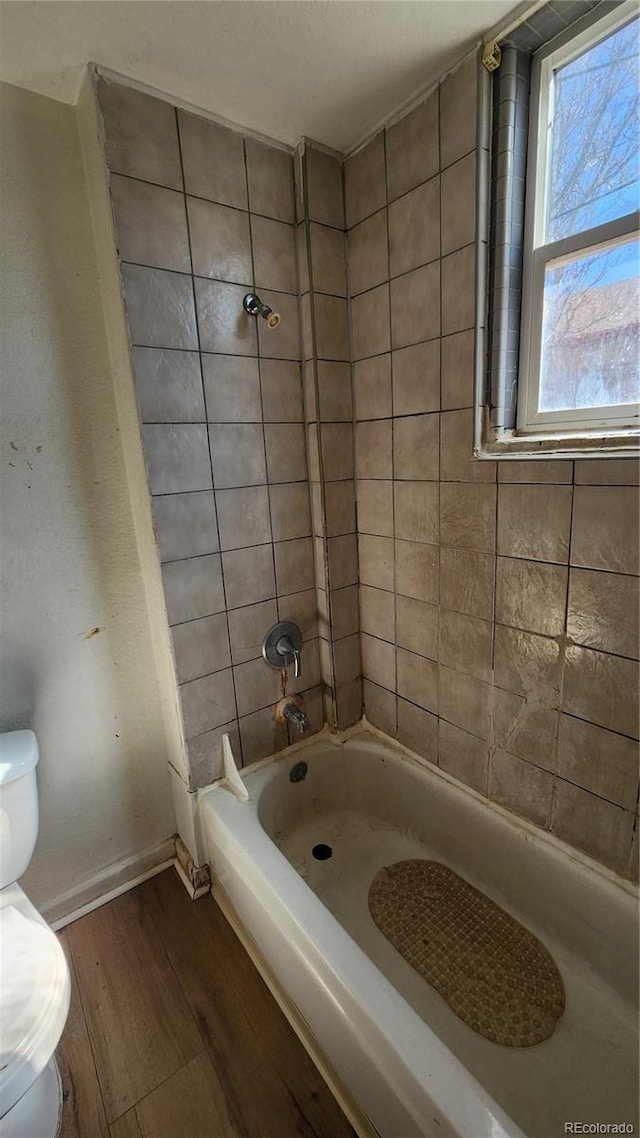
[345,54,639,880]
[96,76,324,784]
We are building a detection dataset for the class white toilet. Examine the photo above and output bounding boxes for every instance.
[0,731,71,1137]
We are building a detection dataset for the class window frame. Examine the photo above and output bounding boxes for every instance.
[475,0,640,461]
[518,0,640,436]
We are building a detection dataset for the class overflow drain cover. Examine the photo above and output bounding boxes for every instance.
[312,844,333,861]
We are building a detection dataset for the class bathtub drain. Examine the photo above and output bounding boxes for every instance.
[312,844,333,860]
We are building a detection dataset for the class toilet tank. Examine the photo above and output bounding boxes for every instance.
[0,731,39,889]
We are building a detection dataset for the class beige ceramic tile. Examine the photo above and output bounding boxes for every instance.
[239,705,288,764]
[310,224,347,296]
[395,539,439,604]
[152,491,218,563]
[348,209,389,296]
[260,359,304,422]
[389,177,439,278]
[142,424,211,495]
[397,648,438,713]
[362,633,396,689]
[440,54,477,169]
[441,330,475,410]
[440,408,495,482]
[327,533,359,589]
[351,284,391,360]
[394,481,439,544]
[551,780,635,875]
[571,486,639,575]
[567,568,639,660]
[495,556,567,636]
[322,422,354,481]
[245,138,294,223]
[215,485,271,550]
[122,264,197,350]
[333,634,361,685]
[439,665,491,739]
[396,595,438,660]
[439,609,492,681]
[305,147,344,228]
[317,361,352,422]
[202,354,261,423]
[227,599,278,664]
[439,547,494,620]
[441,152,476,256]
[184,718,241,785]
[354,354,392,419]
[330,585,359,640]
[178,110,247,208]
[494,625,561,705]
[274,537,315,595]
[209,423,266,488]
[439,482,496,552]
[497,484,572,564]
[171,612,230,684]
[187,197,251,282]
[297,223,310,293]
[264,423,307,483]
[360,584,395,642]
[195,279,257,355]
[439,721,488,794]
[179,668,236,737]
[355,420,392,479]
[492,687,558,771]
[390,263,440,348]
[345,133,386,227]
[111,175,190,273]
[324,480,356,537]
[363,679,397,735]
[563,645,639,738]
[252,216,297,294]
[392,340,440,415]
[489,750,553,828]
[221,544,275,608]
[386,93,438,201]
[335,678,363,729]
[162,554,224,624]
[394,414,439,480]
[269,482,311,542]
[357,479,393,537]
[359,534,394,590]
[314,294,350,361]
[133,347,204,423]
[397,697,438,761]
[556,714,639,810]
[441,244,475,336]
[278,588,318,642]
[234,656,282,716]
[98,79,182,188]
[498,460,573,484]
[574,458,640,485]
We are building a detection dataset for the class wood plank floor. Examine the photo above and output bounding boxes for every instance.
[58,868,356,1138]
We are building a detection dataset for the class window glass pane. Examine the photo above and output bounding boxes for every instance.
[546,17,640,243]
[538,237,640,412]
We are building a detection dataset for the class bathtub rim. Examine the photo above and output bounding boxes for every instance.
[205,717,639,902]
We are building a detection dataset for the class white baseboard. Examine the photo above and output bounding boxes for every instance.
[46,837,176,929]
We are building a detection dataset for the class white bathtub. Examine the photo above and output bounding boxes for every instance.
[198,728,639,1138]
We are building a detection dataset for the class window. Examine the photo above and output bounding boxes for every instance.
[478,0,640,458]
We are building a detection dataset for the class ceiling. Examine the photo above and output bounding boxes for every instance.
[0,0,527,153]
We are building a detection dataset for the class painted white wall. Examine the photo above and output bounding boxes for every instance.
[0,80,175,920]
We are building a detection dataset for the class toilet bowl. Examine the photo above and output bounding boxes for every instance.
[0,731,71,1137]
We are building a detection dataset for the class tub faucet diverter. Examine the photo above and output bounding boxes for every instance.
[263,621,310,734]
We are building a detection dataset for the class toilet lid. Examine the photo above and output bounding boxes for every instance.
[0,906,70,1118]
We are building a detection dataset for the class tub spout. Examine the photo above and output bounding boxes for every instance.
[281,700,310,735]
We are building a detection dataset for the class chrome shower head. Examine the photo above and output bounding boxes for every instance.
[243,292,281,329]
